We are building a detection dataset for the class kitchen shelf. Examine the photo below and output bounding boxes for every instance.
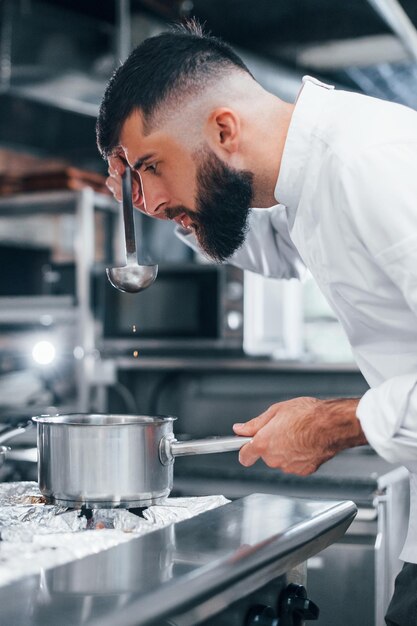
[0,189,116,215]
[103,354,360,373]
[0,187,119,412]
[0,295,77,324]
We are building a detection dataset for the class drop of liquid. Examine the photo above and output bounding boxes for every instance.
[133,350,139,358]
[132,325,137,333]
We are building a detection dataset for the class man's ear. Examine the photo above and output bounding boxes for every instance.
[205,108,240,157]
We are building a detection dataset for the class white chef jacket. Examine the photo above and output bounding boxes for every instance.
[177,76,417,562]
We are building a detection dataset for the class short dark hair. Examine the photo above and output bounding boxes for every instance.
[96,20,253,159]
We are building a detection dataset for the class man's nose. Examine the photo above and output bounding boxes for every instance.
[143,186,169,218]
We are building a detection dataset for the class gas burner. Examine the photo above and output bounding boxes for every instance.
[77,505,148,529]
[127,507,148,518]
[78,505,93,520]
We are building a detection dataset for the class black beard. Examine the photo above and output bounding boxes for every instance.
[193,148,254,262]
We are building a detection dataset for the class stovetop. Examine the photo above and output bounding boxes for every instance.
[0,481,228,588]
[0,489,356,626]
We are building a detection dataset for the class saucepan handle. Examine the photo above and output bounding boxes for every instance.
[0,420,32,446]
[159,435,252,465]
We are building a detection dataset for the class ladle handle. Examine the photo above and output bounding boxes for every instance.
[159,435,252,464]
[121,168,138,263]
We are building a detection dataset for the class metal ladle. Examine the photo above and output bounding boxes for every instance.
[106,168,158,293]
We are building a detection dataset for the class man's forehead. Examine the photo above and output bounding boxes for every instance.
[118,110,186,168]
[119,109,172,167]
[118,111,157,168]
[119,109,147,154]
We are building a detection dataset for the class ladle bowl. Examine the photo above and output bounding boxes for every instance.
[106,168,158,293]
[106,262,158,294]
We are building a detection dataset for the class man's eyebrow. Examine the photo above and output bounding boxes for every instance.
[133,153,155,170]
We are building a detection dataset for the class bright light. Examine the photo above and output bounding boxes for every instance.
[32,341,56,366]
[73,346,84,360]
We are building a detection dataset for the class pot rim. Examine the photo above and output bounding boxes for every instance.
[32,414,177,426]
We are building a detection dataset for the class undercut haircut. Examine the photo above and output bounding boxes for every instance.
[96,20,253,159]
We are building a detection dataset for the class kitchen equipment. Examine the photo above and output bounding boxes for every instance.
[0,491,356,626]
[367,0,417,63]
[344,1,417,111]
[174,446,409,626]
[0,244,51,297]
[243,270,304,359]
[98,262,244,352]
[0,420,32,445]
[0,446,9,467]
[32,414,251,508]
[46,524,176,595]
[0,481,229,590]
[106,168,158,293]
[0,420,33,468]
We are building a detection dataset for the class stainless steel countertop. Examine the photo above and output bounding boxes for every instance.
[0,493,356,626]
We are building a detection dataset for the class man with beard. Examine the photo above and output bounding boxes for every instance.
[97,21,417,626]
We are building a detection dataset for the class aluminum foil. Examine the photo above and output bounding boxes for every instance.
[0,482,229,588]
[0,481,47,506]
[143,495,230,526]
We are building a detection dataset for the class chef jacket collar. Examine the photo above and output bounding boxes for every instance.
[274,75,334,229]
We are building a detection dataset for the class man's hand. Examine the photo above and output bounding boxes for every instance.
[233,397,367,475]
[106,154,144,210]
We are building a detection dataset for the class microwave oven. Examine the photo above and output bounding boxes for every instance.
[96,263,244,352]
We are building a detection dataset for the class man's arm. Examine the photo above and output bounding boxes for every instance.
[233,397,367,474]
[342,141,417,467]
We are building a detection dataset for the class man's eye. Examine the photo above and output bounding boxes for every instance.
[144,163,158,174]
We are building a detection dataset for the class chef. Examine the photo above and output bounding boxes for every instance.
[97,21,417,626]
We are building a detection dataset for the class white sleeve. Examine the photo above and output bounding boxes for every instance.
[351,142,417,464]
[175,204,306,279]
[357,375,417,464]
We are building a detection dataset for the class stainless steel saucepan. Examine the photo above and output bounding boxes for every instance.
[32,414,251,508]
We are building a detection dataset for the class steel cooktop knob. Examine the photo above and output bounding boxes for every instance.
[279,583,319,625]
[245,604,278,626]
